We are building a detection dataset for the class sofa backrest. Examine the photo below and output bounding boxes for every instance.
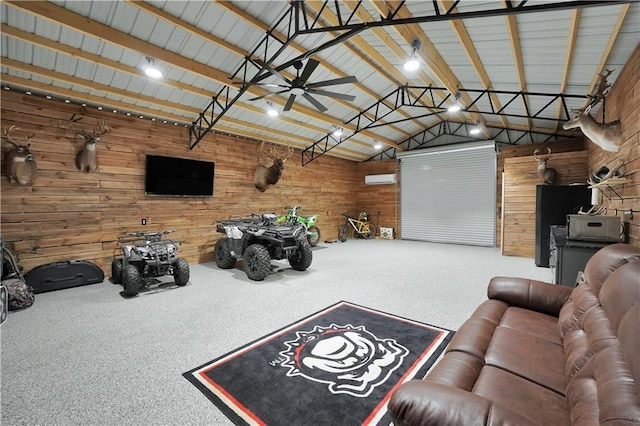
[561,244,640,424]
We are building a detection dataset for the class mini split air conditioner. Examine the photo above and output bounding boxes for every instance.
[364,174,397,185]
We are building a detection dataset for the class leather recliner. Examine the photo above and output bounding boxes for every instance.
[388,243,640,425]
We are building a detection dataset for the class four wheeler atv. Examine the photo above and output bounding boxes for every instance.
[111,230,189,297]
[215,213,312,281]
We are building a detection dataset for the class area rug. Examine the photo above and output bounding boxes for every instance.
[183,301,454,425]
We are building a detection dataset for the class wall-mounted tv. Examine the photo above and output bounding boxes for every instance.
[145,155,214,197]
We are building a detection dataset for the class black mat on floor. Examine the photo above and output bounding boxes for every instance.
[183,301,454,425]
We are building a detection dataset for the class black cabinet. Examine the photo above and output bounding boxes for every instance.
[535,185,590,267]
[549,226,612,287]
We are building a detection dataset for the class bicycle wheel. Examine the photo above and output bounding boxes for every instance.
[338,225,349,242]
[362,222,377,239]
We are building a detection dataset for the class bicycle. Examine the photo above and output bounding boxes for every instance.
[338,212,377,241]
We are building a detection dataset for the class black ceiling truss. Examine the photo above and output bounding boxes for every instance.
[294,1,629,36]
[364,120,581,162]
[301,84,587,165]
[189,0,629,152]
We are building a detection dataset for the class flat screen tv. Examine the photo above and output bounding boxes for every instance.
[145,155,214,197]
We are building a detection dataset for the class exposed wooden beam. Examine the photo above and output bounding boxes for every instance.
[439,0,509,128]
[369,0,492,138]
[4,1,397,148]
[0,24,375,149]
[502,0,532,131]
[556,9,581,132]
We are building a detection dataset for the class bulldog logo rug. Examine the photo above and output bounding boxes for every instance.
[183,301,454,425]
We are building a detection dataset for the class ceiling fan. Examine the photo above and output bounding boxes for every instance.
[245,58,358,113]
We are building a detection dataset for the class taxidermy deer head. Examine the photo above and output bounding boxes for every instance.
[253,141,294,192]
[65,114,110,173]
[533,147,557,185]
[1,125,37,185]
[562,69,622,152]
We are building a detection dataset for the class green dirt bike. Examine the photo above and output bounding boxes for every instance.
[277,206,322,247]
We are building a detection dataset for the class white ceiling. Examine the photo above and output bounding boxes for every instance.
[1,0,639,164]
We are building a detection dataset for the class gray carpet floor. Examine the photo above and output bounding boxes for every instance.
[1,239,552,425]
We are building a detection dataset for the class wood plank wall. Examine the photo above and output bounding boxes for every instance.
[587,42,640,247]
[502,151,589,257]
[496,139,585,248]
[354,160,399,236]
[1,90,394,275]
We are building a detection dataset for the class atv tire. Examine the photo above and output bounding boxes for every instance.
[173,258,189,286]
[307,226,321,247]
[215,238,236,269]
[123,264,141,297]
[244,244,271,281]
[289,241,313,271]
[111,258,123,285]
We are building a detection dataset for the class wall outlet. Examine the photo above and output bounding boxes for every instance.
[141,218,147,225]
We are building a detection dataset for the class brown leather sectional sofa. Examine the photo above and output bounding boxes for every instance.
[388,243,640,425]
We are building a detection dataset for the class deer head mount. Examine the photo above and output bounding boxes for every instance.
[253,141,294,192]
[533,147,557,185]
[1,125,37,185]
[64,114,110,173]
[562,69,622,152]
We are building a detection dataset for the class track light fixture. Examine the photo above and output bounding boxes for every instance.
[332,126,343,137]
[403,39,421,72]
[373,140,383,150]
[144,57,163,79]
[266,102,279,117]
[448,92,462,112]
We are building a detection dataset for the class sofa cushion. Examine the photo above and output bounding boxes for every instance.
[558,283,600,338]
[498,306,561,344]
[599,260,640,332]
[485,326,566,394]
[582,243,640,297]
[473,366,570,425]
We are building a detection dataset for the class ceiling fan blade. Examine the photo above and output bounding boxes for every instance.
[232,81,289,88]
[283,94,296,111]
[302,93,328,112]
[254,60,292,85]
[306,75,358,88]
[307,89,356,101]
[298,59,320,85]
[248,89,290,101]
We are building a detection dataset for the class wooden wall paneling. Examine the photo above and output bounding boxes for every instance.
[355,160,399,238]
[0,90,362,276]
[587,42,640,247]
[502,151,588,257]
[496,139,585,248]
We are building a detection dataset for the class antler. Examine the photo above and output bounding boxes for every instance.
[2,125,34,147]
[1,125,20,147]
[587,68,613,108]
[260,141,294,161]
[63,114,109,139]
[533,147,551,161]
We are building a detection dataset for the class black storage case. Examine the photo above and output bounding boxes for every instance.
[535,185,590,267]
[25,260,104,294]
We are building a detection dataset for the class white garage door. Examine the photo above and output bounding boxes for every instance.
[398,141,497,247]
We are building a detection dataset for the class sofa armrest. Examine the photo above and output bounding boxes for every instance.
[388,381,538,426]
[488,277,572,317]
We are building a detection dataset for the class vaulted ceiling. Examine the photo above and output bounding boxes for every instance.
[1,1,639,165]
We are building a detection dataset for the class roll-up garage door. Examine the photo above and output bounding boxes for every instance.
[397,141,496,246]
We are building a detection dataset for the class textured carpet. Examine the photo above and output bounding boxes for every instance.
[184,301,454,426]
